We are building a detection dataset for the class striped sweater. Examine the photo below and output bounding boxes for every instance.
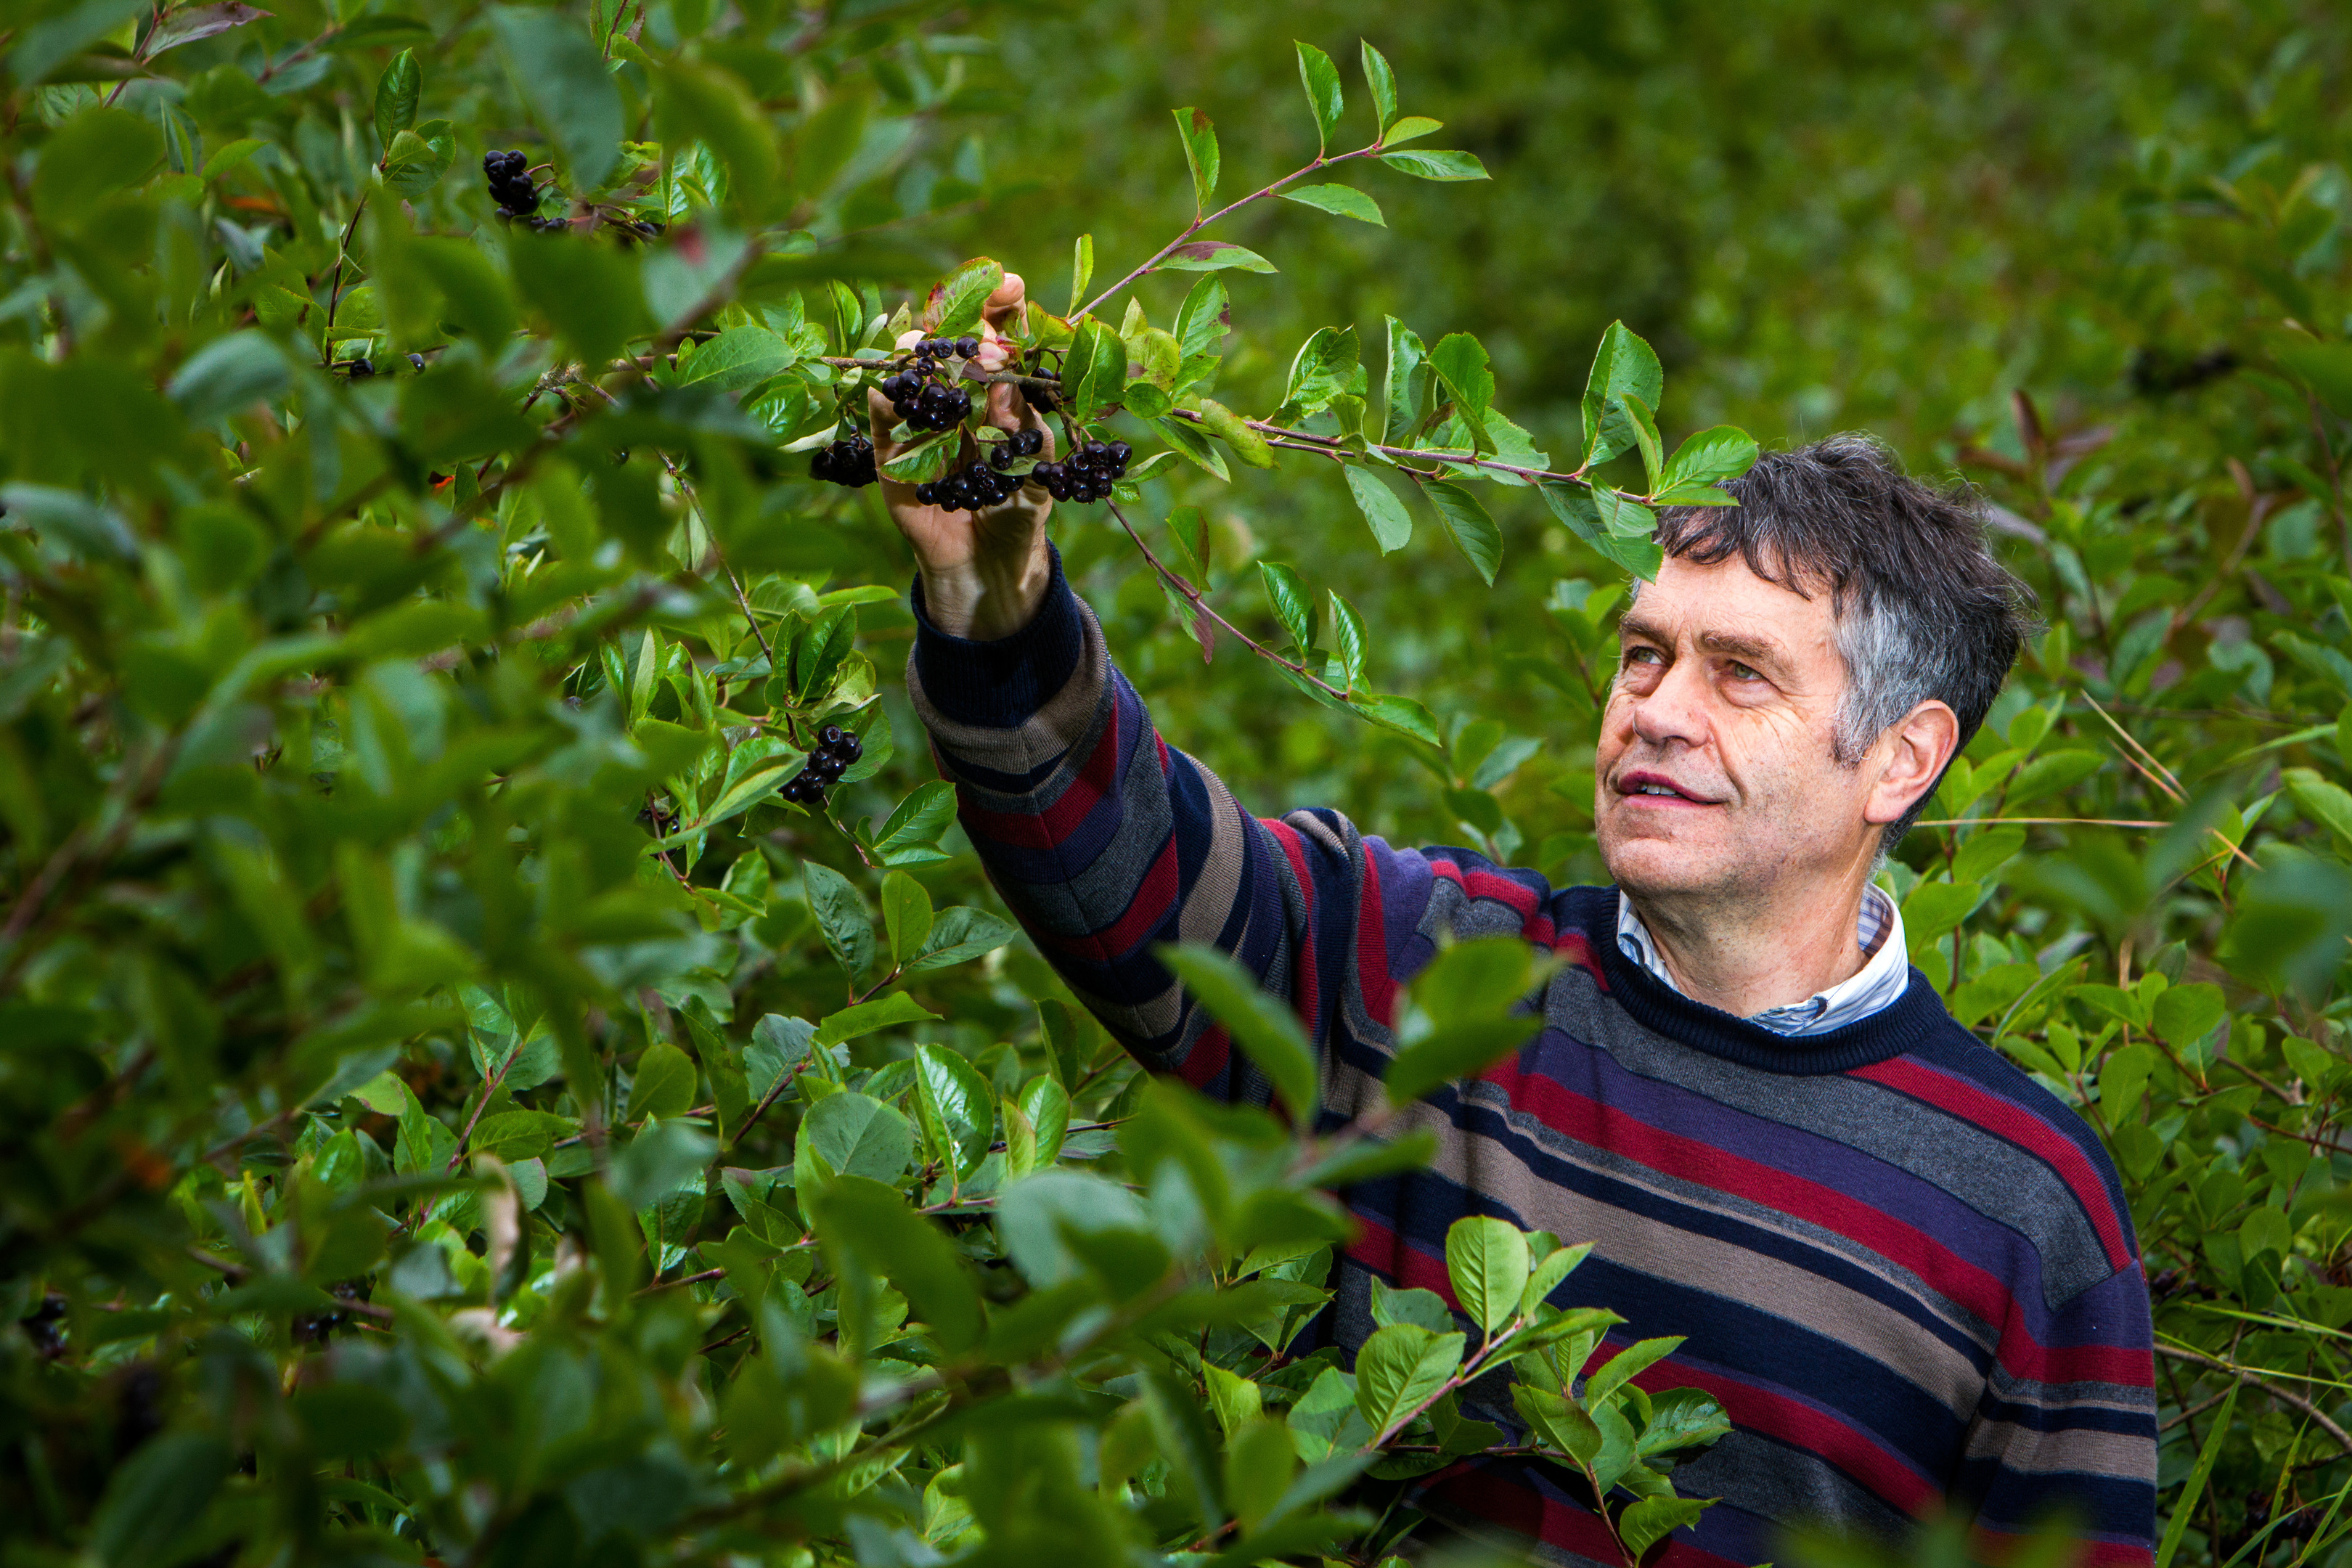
[907,555,2157,1567]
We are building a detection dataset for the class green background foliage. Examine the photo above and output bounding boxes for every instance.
[4,0,2352,1564]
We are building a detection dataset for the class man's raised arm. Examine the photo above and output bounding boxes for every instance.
[876,275,1421,1107]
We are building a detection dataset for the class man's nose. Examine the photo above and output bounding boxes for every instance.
[1628,657,1710,749]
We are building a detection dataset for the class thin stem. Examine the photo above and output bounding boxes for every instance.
[321,195,369,358]
[2157,1343,2352,1456]
[1103,499,1351,702]
[1074,144,1385,321]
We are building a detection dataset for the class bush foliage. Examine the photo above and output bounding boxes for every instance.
[4,2,2352,1567]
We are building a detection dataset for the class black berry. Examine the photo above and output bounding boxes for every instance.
[956,335,980,357]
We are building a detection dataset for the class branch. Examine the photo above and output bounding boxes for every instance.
[1103,499,1350,702]
[1074,144,1386,320]
[2155,1343,2352,1455]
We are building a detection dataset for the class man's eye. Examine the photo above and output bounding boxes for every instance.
[1727,661,1762,681]
[1625,646,1662,665]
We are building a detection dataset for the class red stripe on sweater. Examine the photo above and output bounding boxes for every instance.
[1356,848,1398,1025]
[1262,817,1320,1032]
[1045,833,1179,960]
[1631,1355,1939,1516]
[957,695,1134,849]
[1853,1057,2135,1273]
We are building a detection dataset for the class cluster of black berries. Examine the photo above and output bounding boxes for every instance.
[293,1279,371,1344]
[810,433,877,487]
[1031,440,1132,504]
[880,366,973,433]
[779,725,864,805]
[483,150,563,231]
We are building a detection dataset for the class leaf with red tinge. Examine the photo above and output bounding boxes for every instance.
[144,2,270,60]
[1161,242,1277,274]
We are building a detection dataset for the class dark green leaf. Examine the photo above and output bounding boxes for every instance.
[1294,41,1344,150]
[1379,148,1489,181]
[373,48,420,153]
[1360,39,1397,131]
[1156,942,1320,1122]
[489,6,622,188]
[1422,480,1501,584]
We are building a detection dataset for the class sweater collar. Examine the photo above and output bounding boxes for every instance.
[1575,886,1952,1076]
[1614,884,1913,1036]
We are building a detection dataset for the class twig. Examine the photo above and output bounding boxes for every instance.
[2157,1343,2352,1455]
[1104,499,1352,702]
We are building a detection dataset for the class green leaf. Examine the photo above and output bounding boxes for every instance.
[2152,981,2226,1047]
[1423,480,1501,584]
[372,48,420,154]
[1659,425,1760,494]
[804,861,875,979]
[1353,1322,1466,1435]
[1287,1366,1373,1462]
[507,232,650,371]
[1637,1387,1734,1456]
[1620,392,1664,492]
[1445,1216,1530,1335]
[1156,943,1319,1121]
[928,256,1004,339]
[811,1174,985,1345]
[379,118,455,198]
[813,992,939,1049]
[1428,332,1495,430]
[1360,39,1398,131]
[1175,274,1230,361]
[626,1042,699,1122]
[678,325,796,391]
[1619,1495,1712,1558]
[874,779,958,862]
[1371,1279,1455,1332]
[1513,1382,1602,1462]
[1581,322,1665,467]
[1348,690,1439,746]
[1259,562,1318,653]
[881,427,960,486]
[1329,592,1368,689]
[1344,465,1413,555]
[1156,415,1232,481]
[1379,148,1489,181]
[1522,1240,1593,1316]
[914,1042,994,1175]
[1064,316,1127,420]
[1283,324,1362,414]
[489,6,622,189]
[905,906,1018,974]
[1205,1363,1265,1437]
[1541,481,1664,579]
[1381,114,1442,146]
[802,1091,913,1184]
[1294,41,1344,151]
[168,332,287,423]
[1381,316,1429,444]
[1384,1017,1541,1108]
[1588,1334,1684,1405]
[1174,106,1220,215]
[1068,232,1094,316]
[881,870,935,966]
[89,1432,234,1568]
[1163,241,1278,274]
[1194,399,1275,468]
[2286,766,2352,854]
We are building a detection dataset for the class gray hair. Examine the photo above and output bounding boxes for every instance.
[1648,433,2040,849]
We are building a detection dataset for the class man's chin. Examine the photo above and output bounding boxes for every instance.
[1598,834,1737,899]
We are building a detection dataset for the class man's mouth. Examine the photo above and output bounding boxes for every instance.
[1614,770,1723,806]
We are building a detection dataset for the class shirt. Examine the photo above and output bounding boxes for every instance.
[1616,884,1913,1036]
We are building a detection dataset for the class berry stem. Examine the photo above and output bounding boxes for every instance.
[319,193,369,364]
[1103,499,1352,703]
[1072,142,1386,322]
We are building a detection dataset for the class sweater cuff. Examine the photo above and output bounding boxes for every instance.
[909,546,1085,729]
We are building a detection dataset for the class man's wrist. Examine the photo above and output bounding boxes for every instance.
[916,538,1053,641]
[910,544,1084,728]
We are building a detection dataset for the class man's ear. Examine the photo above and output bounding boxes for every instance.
[1864,700,1962,826]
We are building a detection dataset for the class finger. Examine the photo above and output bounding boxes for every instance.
[984,381,1023,434]
[981,271,1026,335]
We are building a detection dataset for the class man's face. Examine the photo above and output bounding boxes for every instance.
[1594,552,1880,906]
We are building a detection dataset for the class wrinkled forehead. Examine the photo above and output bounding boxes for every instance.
[1621,550,1845,652]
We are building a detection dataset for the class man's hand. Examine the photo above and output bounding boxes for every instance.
[872,272,1056,641]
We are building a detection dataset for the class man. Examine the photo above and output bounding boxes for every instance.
[881,277,2156,1565]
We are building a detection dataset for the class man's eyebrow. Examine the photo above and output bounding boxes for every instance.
[1617,613,1672,646]
[1697,629,1790,669]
